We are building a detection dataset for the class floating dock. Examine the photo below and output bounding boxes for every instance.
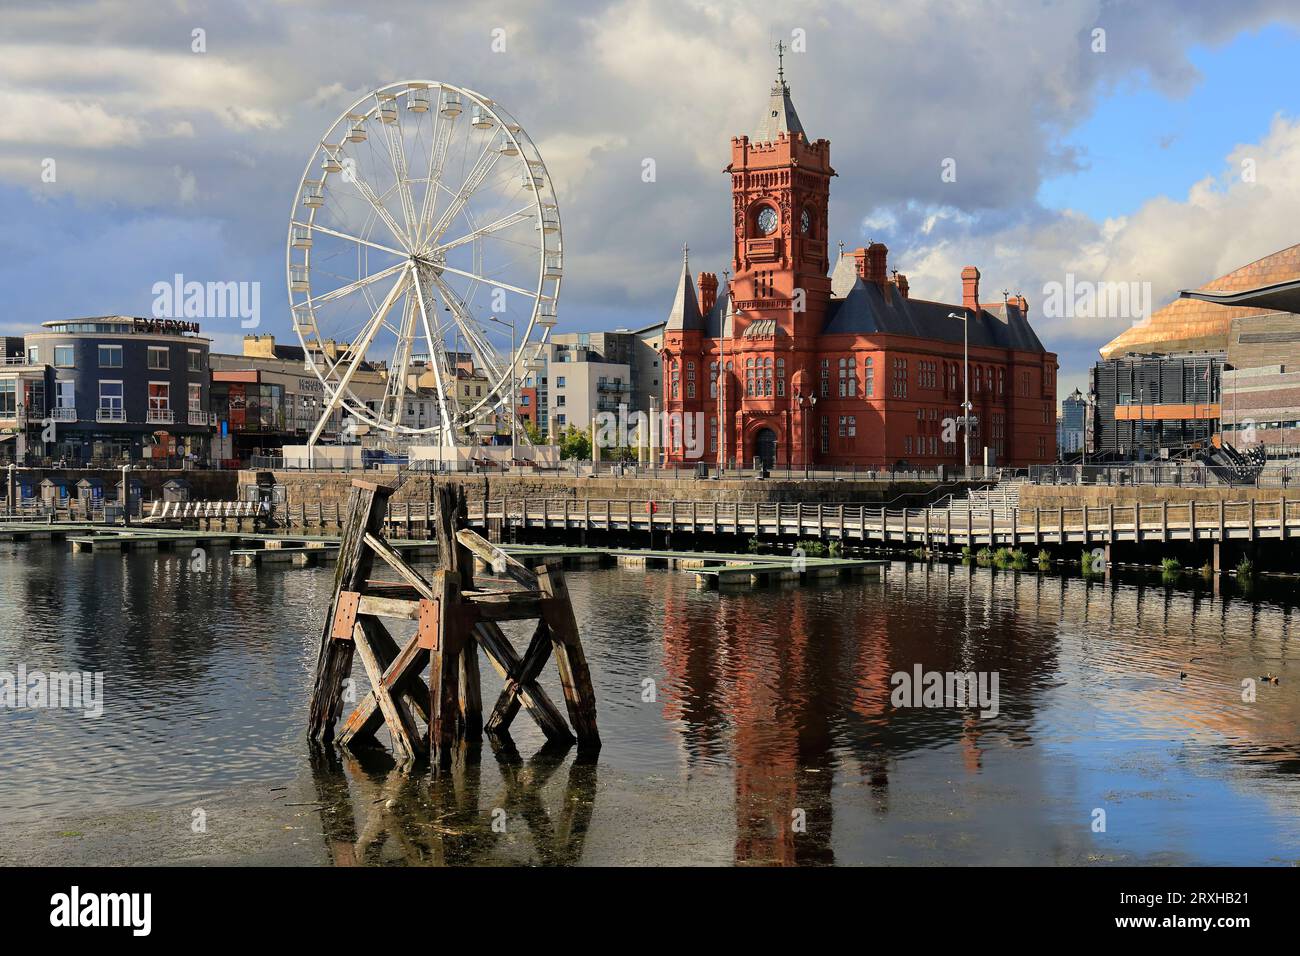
[1,521,886,591]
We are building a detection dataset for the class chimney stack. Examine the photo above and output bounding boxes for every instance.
[961,266,981,312]
[698,272,718,315]
[896,274,909,299]
[866,242,888,287]
[852,244,890,287]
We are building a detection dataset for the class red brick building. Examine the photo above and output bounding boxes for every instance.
[661,69,1058,469]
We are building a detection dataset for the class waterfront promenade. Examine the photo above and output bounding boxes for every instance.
[6,490,1297,565]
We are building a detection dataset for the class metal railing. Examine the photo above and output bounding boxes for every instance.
[449,495,1300,548]
[1030,463,1300,488]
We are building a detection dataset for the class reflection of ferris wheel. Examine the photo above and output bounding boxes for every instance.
[287,81,560,446]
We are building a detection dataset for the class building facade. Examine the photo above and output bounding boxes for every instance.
[1094,243,1300,460]
[2,317,214,463]
[1090,353,1222,458]
[1059,388,1087,457]
[661,70,1058,469]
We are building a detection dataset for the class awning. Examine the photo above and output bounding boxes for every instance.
[1179,279,1300,314]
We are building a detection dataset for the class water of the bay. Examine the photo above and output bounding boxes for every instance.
[1,542,1298,865]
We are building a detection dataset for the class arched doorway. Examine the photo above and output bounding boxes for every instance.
[755,427,778,468]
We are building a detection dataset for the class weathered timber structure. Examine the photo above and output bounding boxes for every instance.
[307,480,600,766]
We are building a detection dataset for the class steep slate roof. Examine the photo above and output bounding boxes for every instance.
[753,81,806,143]
[664,249,703,332]
[823,268,1045,352]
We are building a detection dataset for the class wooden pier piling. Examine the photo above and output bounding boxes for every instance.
[307,480,600,767]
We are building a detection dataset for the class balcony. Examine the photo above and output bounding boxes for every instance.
[147,408,175,425]
[188,410,214,426]
[51,407,77,422]
[96,407,126,423]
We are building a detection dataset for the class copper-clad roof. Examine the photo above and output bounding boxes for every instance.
[1099,243,1300,359]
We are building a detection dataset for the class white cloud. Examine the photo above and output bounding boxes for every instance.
[2,0,1300,368]
[0,90,148,148]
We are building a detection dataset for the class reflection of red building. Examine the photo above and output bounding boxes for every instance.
[659,583,834,865]
[663,66,1057,469]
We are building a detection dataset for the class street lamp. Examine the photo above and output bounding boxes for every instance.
[948,311,972,478]
[796,391,817,479]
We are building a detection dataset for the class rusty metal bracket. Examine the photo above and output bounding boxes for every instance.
[331,591,361,640]
[417,597,439,650]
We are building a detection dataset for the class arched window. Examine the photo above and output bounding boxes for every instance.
[776,357,786,397]
[745,357,755,397]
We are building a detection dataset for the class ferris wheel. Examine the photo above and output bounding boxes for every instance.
[287,81,560,446]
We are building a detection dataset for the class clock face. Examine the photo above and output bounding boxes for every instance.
[757,206,778,235]
[800,209,811,234]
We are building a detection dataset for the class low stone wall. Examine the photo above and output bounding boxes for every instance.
[241,469,969,510]
[1018,484,1296,510]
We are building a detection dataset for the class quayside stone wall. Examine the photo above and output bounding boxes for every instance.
[238,469,966,510]
[1018,484,1296,509]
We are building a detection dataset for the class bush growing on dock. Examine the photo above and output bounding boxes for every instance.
[1237,556,1255,579]
[1081,550,1101,576]
[798,539,828,558]
[828,540,843,558]
[976,546,995,566]
[1160,557,1182,574]
[961,545,974,562]
[1036,549,1052,567]
[1200,561,1213,578]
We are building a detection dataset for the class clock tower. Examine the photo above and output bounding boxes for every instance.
[725,47,834,339]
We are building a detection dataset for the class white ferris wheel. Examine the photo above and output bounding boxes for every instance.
[287,81,560,448]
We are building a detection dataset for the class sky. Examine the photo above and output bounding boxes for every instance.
[3,0,1300,407]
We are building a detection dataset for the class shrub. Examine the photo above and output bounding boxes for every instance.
[1160,557,1181,574]
[1237,556,1255,579]
[798,539,827,558]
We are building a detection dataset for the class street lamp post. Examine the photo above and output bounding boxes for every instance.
[949,312,972,478]
[485,314,517,466]
[796,392,817,479]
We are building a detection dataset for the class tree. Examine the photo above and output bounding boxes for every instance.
[522,420,545,445]
[558,424,590,460]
